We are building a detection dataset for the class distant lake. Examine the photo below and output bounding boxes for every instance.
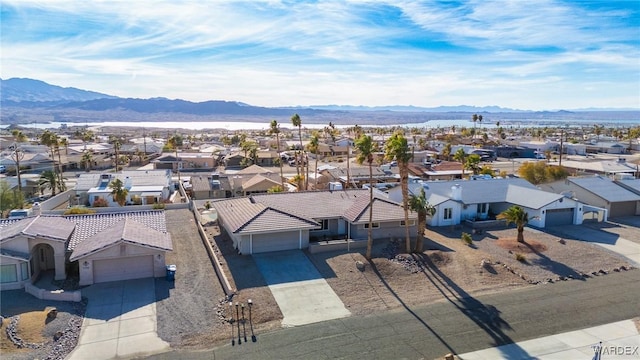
[2,118,636,131]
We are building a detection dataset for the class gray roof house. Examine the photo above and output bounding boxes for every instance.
[542,176,640,219]
[213,190,415,255]
[0,211,172,290]
[381,178,585,228]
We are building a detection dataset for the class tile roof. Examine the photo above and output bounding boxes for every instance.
[70,217,172,261]
[343,196,414,223]
[235,164,273,175]
[65,210,168,251]
[0,216,75,243]
[252,190,370,219]
[212,197,317,234]
[242,174,281,192]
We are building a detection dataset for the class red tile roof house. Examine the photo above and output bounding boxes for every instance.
[0,211,172,290]
[212,189,416,255]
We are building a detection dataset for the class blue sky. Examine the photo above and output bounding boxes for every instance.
[1,0,639,110]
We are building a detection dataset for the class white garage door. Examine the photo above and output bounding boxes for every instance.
[252,231,300,254]
[93,256,154,283]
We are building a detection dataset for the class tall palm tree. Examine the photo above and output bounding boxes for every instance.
[472,114,478,139]
[39,170,59,196]
[81,150,93,172]
[355,133,375,259]
[291,114,304,190]
[307,132,320,190]
[40,130,59,178]
[385,131,412,253]
[109,178,129,207]
[408,188,436,253]
[496,205,529,243]
[167,134,182,180]
[270,120,285,188]
[454,148,466,177]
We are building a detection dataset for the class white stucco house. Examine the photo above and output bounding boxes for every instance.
[380,178,585,228]
[74,170,173,207]
[0,210,172,290]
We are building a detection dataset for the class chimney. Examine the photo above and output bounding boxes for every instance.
[32,202,41,216]
[451,184,462,201]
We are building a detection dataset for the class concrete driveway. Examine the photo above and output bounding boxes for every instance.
[253,250,350,327]
[67,278,169,360]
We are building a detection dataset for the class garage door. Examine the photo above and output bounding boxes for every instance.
[545,208,574,227]
[251,231,300,254]
[609,201,637,218]
[93,256,154,283]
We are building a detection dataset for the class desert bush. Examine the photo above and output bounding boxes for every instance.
[461,232,473,246]
[515,253,526,262]
[92,198,108,207]
[153,203,166,210]
[64,207,96,215]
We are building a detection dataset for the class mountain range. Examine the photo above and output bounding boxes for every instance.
[1,77,638,126]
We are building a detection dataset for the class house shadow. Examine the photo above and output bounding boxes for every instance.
[304,249,339,279]
[414,253,532,359]
[211,232,268,290]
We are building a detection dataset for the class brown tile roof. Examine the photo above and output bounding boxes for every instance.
[343,196,413,223]
[212,197,317,234]
[0,216,75,243]
[70,217,172,261]
[235,164,272,175]
[242,174,281,192]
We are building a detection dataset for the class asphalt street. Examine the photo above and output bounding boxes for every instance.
[146,268,640,360]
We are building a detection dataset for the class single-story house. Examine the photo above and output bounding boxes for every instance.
[0,210,172,290]
[381,178,585,228]
[190,174,230,199]
[541,176,640,218]
[228,164,283,196]
[213,189,416,255]
[74,170,173,207]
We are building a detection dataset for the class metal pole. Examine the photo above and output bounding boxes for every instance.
[241,304,247,343]
[235,302,241,344]
[248,299,256,342]
[229,302,234,346]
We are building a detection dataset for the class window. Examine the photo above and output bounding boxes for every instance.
[444,208,453,220]
[364,222,380,229]
[0,264,17,283]
[400,220,416,226]
[313,219,329,231]
[477,203,487,214]
[21,262,29,281]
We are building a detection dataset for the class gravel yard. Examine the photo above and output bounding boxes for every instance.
[0,291,85,360]
[154,209,228,348]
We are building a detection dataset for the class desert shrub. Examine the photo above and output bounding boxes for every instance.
[515,253,526,262]
[92,198,108,207]
[461,232,473,246]
[153,203,166,210]
[64,207,96,215]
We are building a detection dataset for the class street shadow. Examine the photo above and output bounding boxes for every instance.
[367,260,458,355]
[413,253,532,359]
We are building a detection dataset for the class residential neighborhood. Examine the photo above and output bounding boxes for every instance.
[1,120,639,360]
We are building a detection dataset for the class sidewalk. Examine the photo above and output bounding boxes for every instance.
[458,319,640,359]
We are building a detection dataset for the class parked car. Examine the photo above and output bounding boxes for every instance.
[0,165,5,173]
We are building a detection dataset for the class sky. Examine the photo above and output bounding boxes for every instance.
[1,0,639,111]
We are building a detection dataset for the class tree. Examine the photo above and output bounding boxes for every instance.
[464,154,482,175]
[267,185,284,193]
[40,130,62,184]
[291,114,304,189]
[0,180,24,215]
[355,133,376,259]
[453,148,466,177]
[39,170,59,196]
[442,142,452,161]
[385,132,412,253]
[307,131,320,190]
[472,113,478,138]
[496,205,529,243]
[408,188,436,253]
[270,120,285,189]
[167,134,182,180]
[518,162,568,185]
[109,178,129,207]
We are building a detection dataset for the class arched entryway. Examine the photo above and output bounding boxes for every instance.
[30,243,55,281]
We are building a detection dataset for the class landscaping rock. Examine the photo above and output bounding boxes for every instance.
[355,261,366,271]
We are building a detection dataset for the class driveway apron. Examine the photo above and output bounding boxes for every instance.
[253,250,351,327]
[67,278,169,360]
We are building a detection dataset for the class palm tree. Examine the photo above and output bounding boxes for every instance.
[453,148,466,177]
[408,188,436,253]
[385,131,413,253]
[109,178,129,207]
[442,142,452,161]
[472,114,478,138]
[464,154,482,175]
[270,120,285,189]
[167,135,182,180]
[11,129,28,143]
[496,205,529,243]
[355,133,375,259]
[307,131,320,190]
[291,114,304,190]
[82,151,93,172]
[39,170,58,196]
[40,130,60,182]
